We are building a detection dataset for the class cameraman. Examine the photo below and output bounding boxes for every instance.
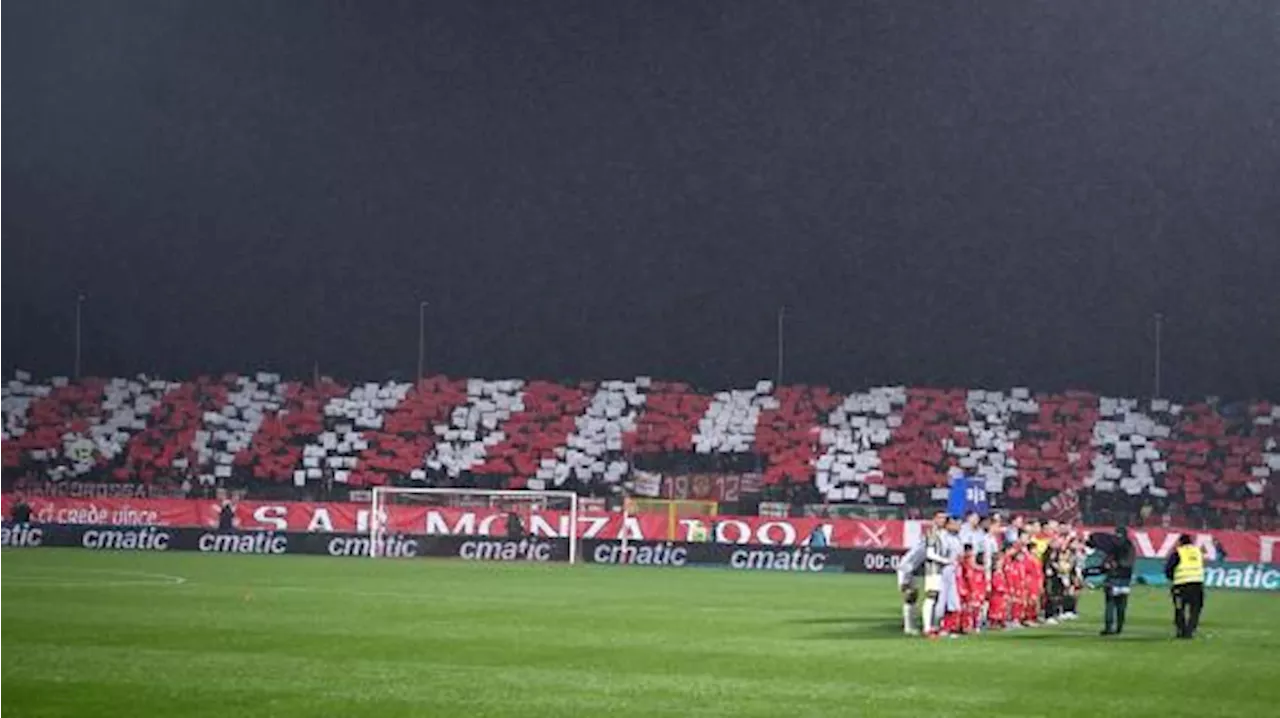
[1085,526,1135,636]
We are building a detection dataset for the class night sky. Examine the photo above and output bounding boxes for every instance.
[5,1,1278,399]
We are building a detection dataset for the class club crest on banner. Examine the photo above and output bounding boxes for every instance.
[64,437,96,465]
[947,475,989,517]
[857,523,888,547]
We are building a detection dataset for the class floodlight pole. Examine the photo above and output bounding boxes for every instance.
[74,294,85,380]
[776,306,786,387]
[1153,312,1164,399]
[417,301,428,383]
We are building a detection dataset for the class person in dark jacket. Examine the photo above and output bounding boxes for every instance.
[1085,526,1135,636]
[505,510,525,539]
[217,502,236,531]
[9,495,33,524]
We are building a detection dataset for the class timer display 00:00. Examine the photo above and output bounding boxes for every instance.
[861,551,902,572]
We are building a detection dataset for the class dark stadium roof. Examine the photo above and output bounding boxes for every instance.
[5,1,1278,400]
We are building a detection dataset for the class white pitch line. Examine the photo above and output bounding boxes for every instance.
[70,568,188,584]
[3,568,188,588]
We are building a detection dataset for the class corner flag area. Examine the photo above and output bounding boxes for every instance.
[3,550,1277,717]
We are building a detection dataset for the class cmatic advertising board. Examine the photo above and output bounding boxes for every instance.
[4,495,1278,564]
[0,495,903,547]
[0,524,572,561]
[2,523,906,574]
[1131,557,1280,591]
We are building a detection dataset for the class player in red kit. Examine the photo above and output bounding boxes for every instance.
[998,545,1018,624]
[1012,543,1036,627]
[964,547,988,632]
[989,552,1009,629]
[1013,543,1035,625]
[954,545,974,633]
[1012,545,1029,624]
[1025,544,1046,625]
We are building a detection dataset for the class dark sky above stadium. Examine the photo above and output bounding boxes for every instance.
[5,1,1279,399]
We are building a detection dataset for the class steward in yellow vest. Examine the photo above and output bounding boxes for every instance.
[1163,535,1206,639]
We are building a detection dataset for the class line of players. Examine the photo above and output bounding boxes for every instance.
[897,511,1086,637]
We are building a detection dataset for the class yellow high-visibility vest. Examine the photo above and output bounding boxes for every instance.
[1173,545,1205,585]
[1030,536,1050,559]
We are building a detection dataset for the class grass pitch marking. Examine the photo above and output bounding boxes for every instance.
[2,567,188,589]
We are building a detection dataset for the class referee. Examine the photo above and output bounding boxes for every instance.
[1163,535,1206,640]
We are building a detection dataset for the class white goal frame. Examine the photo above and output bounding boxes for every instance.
[369,487,580,563]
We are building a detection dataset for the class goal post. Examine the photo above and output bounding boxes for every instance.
[369,487,580,563]
[623,497,718,541]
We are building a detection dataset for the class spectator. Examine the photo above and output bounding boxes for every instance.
[505,510,525,539]
[688,520,709,542]
[218,501,236,531]
[9,495,32,524]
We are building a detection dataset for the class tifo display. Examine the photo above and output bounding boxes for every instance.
[2,373,1277,533]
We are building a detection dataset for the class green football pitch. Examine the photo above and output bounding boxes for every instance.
[3,550,1278,718]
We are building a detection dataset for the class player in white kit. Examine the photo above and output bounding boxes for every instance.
[897,537,925,635]
[922,514,960,635]
[897,511,947,635]
[934,516,964,635]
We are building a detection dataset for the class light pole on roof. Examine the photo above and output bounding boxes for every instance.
[776,305,786,387]
[1153,312,1164,399]
[74,293,86,380]
[417,301,429,384]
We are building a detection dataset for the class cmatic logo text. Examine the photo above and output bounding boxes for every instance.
[458,539,553,562]
[81,527,171,551]
[1,524,43,547]
[327,536,420,558]
[1204,564,1280,591]
[197,532,288,555]
[730,548,828,572]
[592,542,687,567]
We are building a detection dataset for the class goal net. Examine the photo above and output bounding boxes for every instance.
[623,497,718,541]
[369,487,580,563]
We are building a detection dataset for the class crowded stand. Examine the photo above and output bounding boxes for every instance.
[3,371,1277,531]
